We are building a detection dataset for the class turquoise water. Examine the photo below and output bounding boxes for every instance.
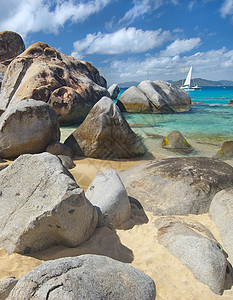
[119,86,233,144]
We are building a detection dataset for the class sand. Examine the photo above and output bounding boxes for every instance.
[1,150,233,299]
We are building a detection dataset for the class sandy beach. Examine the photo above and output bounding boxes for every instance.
[1,140,233,299]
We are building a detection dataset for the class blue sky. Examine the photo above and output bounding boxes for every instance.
[0,0,233,85]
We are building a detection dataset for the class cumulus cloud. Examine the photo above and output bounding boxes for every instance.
[0,0,111,37]
[220,0,233,17]
[72,27,171,58]
[161,38,201,56]
[103,46,233,85]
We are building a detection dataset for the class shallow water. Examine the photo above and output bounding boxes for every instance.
[60,86,233,157]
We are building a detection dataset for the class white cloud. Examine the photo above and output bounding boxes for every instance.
[220,0,233,17]
[102,47,233,85]
[0,0,111,38]
[161,38,201,56]
[72,27,171,58]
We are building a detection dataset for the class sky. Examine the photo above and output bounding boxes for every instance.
[0,0,233,86]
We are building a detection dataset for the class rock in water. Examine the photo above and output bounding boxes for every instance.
[119,157,233,215]
[214,141,233,160]
[108,83,120,99]
[155,217,227,295]
[0,42,108,123]
[0,152,97,254]
[0,99,60,159]
[117,80,191,113]
[64,97,145,159]
[86,169,131,228]
[7,255,156,300]
[162,130,192,154]
[117,86,152,113]
[209,188,233,265]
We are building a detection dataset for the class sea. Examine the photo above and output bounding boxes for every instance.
[118,86,233,145]
[60,86,233,157]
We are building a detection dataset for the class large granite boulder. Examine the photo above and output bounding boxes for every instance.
[0,277,19,300]
[0,152,98,254]
[0,99,60,159]
[64,97,145,159]
[209,188,233,265]
[119,157,233,215]
[117,80,191,113]
[214,141,233,160]
[86,169,131,228]
[108,83,120,99]
[117,86,152,112]
[162,130,192,154]
[0,31,25,88]
[0,42,108,122]
[7,255,156,300]
[155,217,227,295]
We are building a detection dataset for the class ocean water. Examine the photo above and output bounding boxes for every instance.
[119,86,233,145]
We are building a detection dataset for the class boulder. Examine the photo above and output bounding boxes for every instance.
[0,99,60,159]
[108,83,120,99]
[46,141,73,158]
[58,155,76,169]
[214,141,233,160]
[209,188,233,265]
[0,63,7,88]
[0,277,19,300]
[117,86,152,113]
[137,80,191,113]
[228,99,233,105]
[7,254,156,300]
[64,97,145,159]
[162,130,192,154]
[0,31,25,63]
[0,42,108,120]
[119,157,233,215]
[155,217,227,295]
[86,169,131,228]
[0,152,97,254]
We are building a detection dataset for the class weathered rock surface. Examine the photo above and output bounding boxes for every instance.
[119,157,233,215]
[0,277,19,300]
[0,99,60,158]
[108,83,120,99]
[0,152,97,254]
[7,254,156,300]
[0,42,108,121]
[86,169,131,228]
[46,141,73,158]
[162,130,192,154]
[58,155,76,169]
[0,31,25,63]
[214,141,233,160]
[117,86,152,112]
[155,217,227,294]
[209,188,233,265]
[118,80,191,113]
[64,97,145,159]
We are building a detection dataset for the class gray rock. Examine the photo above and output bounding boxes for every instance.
[58,154,76,169]
[117,86,152,113]
[108,84,120,99]
[119,157,233,215]
[86,169,131,228]
[0,152,97,254]
[214,141,233,160]
[7,255,156,300]
[46,141,73,158]
[64,97,145,159]
[162,130,192,154]
[138,80,191,113]
[156,217,227,295]
[0,277,19,300]
[209,188,233,264]
[0,99,60,159]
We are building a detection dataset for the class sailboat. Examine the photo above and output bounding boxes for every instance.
[180,66,202,91]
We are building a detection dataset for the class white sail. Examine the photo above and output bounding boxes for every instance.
[183,66,192,88]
